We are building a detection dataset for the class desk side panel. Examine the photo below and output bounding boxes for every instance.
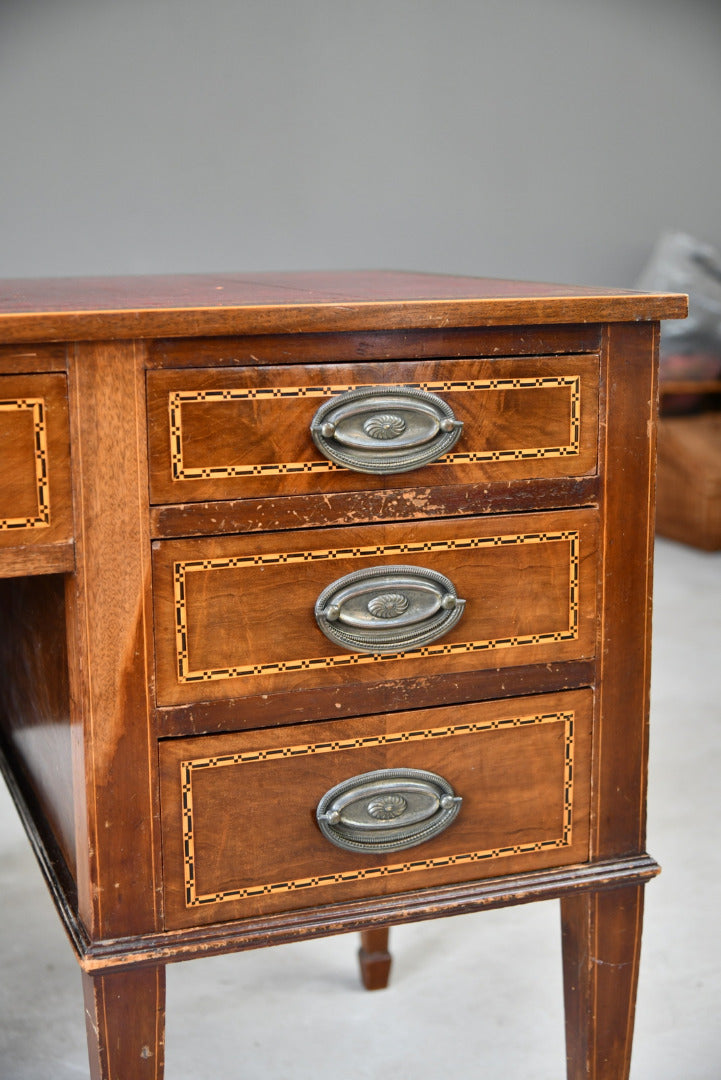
[0,574,77,878]
[594,322,658,858]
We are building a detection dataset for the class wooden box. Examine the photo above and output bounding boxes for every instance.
[656,412,721,550]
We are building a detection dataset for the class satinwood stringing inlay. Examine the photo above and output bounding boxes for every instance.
[180,710,576,907]
[172,530,580,684]
[0,398,51,530]
[168,376,581,480]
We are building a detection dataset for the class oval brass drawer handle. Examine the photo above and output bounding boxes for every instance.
[317,768,463,853]
[315,565,466,653]
[310,385,464,474]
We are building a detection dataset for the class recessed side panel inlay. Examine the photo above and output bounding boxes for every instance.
[0,372,73,557]
[0,398,50,529]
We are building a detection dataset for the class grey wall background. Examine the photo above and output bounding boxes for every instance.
[1,0,720,286]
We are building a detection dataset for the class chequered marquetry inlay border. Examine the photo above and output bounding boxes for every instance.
[168,376,581,481]
[180,709,576,907]
[0,398,50,530]
[173,530,579,684]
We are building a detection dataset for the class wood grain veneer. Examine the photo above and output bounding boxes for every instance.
[152,508,597,705]
[159,690,592,928]
[146,354,599,505]
[0,271,686,342]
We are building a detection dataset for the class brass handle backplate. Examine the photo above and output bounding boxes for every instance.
[316,768,463,853]
[314,564,465,654]
[310,385,463,474]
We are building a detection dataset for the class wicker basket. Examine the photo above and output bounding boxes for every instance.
[656,412,721,550]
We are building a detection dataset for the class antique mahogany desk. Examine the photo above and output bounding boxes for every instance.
[0,272,686,1078]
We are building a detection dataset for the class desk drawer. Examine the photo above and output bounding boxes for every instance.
[152,508,598,706]
[159,689,592,928]
[0,373,72,551]
[147,355,599,504]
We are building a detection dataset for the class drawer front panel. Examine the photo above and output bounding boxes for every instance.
[0,373,72,549]
[147,355,599,504]
[153,509,598,706]
[159,690,592,928]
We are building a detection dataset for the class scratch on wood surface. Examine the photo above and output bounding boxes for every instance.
[591,957,631,970]
[85,1009,99,1038]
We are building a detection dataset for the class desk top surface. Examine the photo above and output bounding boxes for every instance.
[0,270,686,343]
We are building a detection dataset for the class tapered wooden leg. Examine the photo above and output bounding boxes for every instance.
[82,965,165,1080]
[358,926,392,990]
[561,885,645,1080]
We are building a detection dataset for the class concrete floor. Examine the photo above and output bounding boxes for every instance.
[0,537,719,1079]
